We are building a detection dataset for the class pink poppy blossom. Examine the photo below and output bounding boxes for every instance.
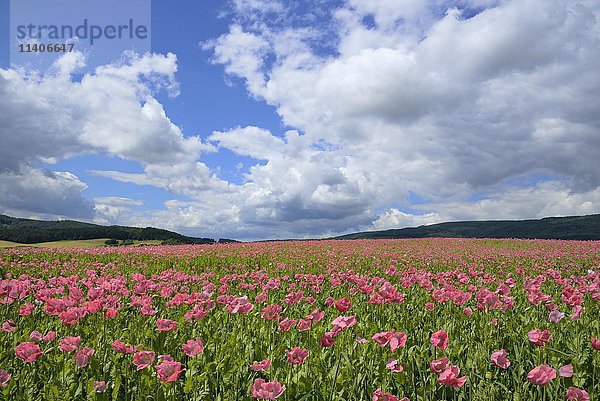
[112,340,137,354]
[19,303,35,316]
[372,388,401,401]
[133,350,156,370]
[559,364,573,378]
[297,319,312,332]
[549,310,565,323]
[15,342,42,363]
[430,357,451,374]
[331,316,357,334]
[430,330,449,350]
[306,308,325,322]
[1,320,16,333]
[94,381,107,393]
[438,366,467,387]
[566,387,590,401]
[157,318,178,332]
[356,337,368,343]
[75,346,94,367]
[261,304,282,321]
[463,307,473,316]
[287,347,309,365]
[528,329,552,346]
[278,318,297,332]
[59,336,81,352]
[29,331,43,342]
[334,297,352,312]
[42,331,56,342]
[250,359,271,371]
[527,365,556,386]
[182,338,204,357]
[592,337,600,351]
[425,302,435,311]
[158,354,174,362]
[0,369,11,387]
[571,305,583,320]
[105,307,118,319]
[491,318,498,327]
[372,331,393,347]
[390,332,407,352]
[251,378,285,399]
[490,349,510,369]
[156,360,183,383]
[319,332,335,348]
[386,359,404,373]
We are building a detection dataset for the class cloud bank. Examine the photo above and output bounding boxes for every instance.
[1,0,599,240]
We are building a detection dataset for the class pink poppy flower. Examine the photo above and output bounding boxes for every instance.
[528,329,552,347]
[105,307,118,319]
[278,318,297,332]
[29,331,43,342]
[549,310,565,323]
[94,381,107,393]
[261,304,282,321]
[157,319,178,332]
[425,302,435,311]
[571,305,583,320]
[372,388,400,401]
[430,357,451,374]
[254,291,268,304]
[0,369,11,387]
[15,342,42,363]
[251,378,285,399]
[592,337,600,351]
[490,349,510,369]
[463,307,473,316]
[59,336,81,352]
[287,347,309,365]
[75,347,94,367]
[438,366,467,387]
[386,358,404,373]
[306,308,325,322]
[334,297,352,312]
[491,318,498,327]
[390,332,407,352]
[430,330,449,350]
[158,354,174,362]
[250,359,271,372]
[42,331,56,342]
[19,303,35,316]
[559,364,573,378]
[331,316,357,334]
[1,320,16,333]
[319,332,335,348]
[133,350,156,370]
[112,339,138,354]
[356,337,368,344]
[372,331,393,347]
[527,365,556,386]
[156,360,183,383]
[182,338,204,357]
[566,387,590,401]
[297,319,312,332]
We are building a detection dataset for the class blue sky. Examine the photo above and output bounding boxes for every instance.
[0,0,599,240]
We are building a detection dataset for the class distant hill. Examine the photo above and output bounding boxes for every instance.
[0,214,215,244]
[333,215,600,241]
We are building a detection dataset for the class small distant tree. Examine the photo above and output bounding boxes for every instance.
[104,238,119,246]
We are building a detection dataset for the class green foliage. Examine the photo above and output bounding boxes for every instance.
[335,214,600,240]
[0,214,215,244]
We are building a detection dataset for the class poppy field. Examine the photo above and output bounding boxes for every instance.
[0,238,598,400]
